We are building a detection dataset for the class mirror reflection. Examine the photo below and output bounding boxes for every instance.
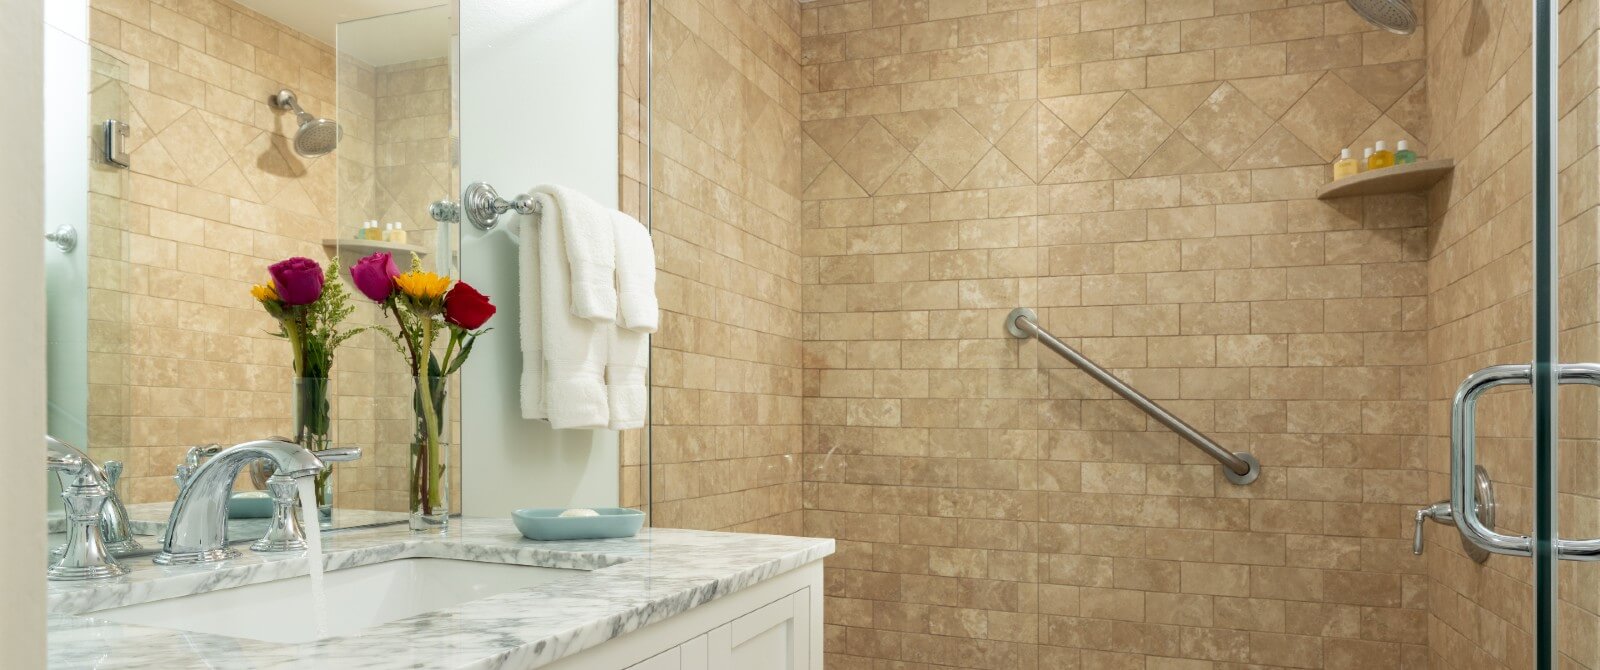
[46,1,458,554]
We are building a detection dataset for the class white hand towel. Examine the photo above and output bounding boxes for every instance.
[534,193,610,429]
[607,325,648,430]
[612,211,658,333]
[519,206,546,420]
[533,184,616,322]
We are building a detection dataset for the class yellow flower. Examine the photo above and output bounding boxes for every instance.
[394,271,451,301]
[250,282,279,303]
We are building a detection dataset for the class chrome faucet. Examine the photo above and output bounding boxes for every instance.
[47,452,129,580]
[47,435,141,556]
[154,439,328,565]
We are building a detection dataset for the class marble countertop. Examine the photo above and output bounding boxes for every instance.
[47,517,834,669]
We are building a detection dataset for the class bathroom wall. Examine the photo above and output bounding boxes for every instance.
[646,0,808,533]
[1422,0,1600,666]
[797,0,1432,667]
[85,0,344,503]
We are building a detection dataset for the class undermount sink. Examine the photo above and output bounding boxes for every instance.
[89,558,582,643]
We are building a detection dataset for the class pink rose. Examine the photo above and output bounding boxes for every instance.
[268,257,324,306]
[350,252,400,302]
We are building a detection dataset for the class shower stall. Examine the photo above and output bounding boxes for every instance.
[642,0,1600,666]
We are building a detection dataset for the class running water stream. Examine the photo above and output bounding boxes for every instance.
[297,478,330,637]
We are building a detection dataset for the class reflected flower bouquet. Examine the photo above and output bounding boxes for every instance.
[249,256,364,507]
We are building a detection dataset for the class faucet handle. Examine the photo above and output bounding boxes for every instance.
[104,460,122,488]
[174,444,221,492]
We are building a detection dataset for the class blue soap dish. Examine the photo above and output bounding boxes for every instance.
[227,491,274,518]
[513,507,645,541]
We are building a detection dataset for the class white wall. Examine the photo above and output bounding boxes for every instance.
[458,0,620,517]
[1,0,49,663]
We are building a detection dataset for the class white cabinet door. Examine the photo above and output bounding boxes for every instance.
[706,589,810,670]
[627,647,679,670]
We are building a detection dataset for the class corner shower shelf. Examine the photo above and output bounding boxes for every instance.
[1317,158,1454,199]
[322,238,429,258]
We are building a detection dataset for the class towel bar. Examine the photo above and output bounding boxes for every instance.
[455,181,541,231]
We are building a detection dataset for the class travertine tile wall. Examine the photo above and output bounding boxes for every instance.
[86,0,344,503]
[1422,0,1600,667]
[646,0,809,534]
[796,0,1434,667]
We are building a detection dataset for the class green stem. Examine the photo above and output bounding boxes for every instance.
[416,319,443,515]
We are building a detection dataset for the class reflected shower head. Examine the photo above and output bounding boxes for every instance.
[270,88,341,157]
[1345,0,1417,35]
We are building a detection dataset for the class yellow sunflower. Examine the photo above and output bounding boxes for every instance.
[250,281,279,303]
[395,270,451,313]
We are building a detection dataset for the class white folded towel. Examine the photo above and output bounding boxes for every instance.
[519,208,546,420]
[529,192,609,429]
[533,184,616,322]
[607,325,648,430]
[612,211,658,333]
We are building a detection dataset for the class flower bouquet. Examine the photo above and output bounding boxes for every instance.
[350,252,495,531]
[249,256,363,518]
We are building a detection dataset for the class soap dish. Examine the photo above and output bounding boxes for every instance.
[513,507,645,541]
[228,491,274,518]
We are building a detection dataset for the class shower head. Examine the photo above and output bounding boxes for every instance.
[1345,0,1417,35]
[270,89,341,157]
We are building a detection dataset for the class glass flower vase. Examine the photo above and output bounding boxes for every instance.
[293,376,335,527]
[409,374,449,531]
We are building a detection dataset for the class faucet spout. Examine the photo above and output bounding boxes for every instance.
[154,439,326,565]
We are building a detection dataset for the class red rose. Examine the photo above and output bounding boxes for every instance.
[443,281,495,330]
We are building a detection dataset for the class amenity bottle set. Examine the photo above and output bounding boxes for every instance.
[355,220,409,243]
[1332,140,1418,180]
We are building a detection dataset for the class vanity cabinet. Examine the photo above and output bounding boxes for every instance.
[544,560,823,670]
[629,589,810,670]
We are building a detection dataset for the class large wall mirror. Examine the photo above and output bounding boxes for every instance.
[44,0,644,555]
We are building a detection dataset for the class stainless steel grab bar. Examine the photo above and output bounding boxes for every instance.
[1005,308,1260,485]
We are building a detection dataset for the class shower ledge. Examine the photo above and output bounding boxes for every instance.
[1316,158,1454,200]
[322,238,430,258]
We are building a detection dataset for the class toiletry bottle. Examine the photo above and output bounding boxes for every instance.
[356,221,369,240]
[1369,140,1394,169]
[365,222,383,241]
[1333,148,1360,180]
[393,222,407,245]
[382,223,393,242]
[1394,140,1416,165]
[1362,147,1373,172]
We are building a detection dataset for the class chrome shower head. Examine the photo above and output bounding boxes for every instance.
[270,88,341,157]
[1346,0,1417,35]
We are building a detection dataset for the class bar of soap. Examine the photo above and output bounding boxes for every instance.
[559,508,599,518]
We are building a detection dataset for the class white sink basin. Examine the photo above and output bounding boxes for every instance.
[90,558,581,643]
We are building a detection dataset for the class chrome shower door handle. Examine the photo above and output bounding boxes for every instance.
[1451,363,1600,561]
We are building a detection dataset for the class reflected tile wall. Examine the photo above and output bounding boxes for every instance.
[86,0,343,503]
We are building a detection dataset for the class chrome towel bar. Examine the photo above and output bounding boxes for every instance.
[431,182,542,231]
[1005,307,1260,485]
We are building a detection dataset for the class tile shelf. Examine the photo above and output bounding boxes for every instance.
[1316,158,1455,200]
[322,238,430,258]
